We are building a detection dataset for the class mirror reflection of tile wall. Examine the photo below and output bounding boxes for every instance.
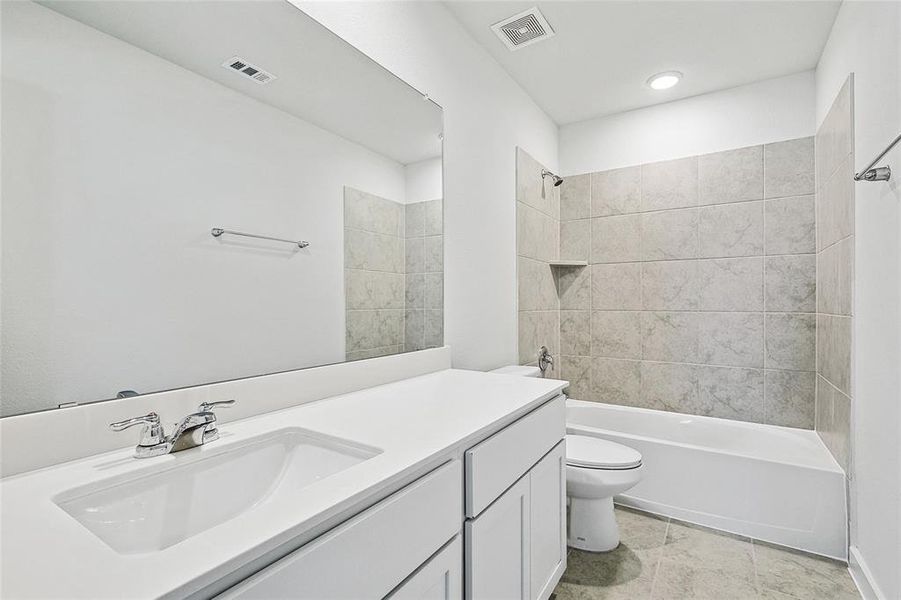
[344,188,443,360]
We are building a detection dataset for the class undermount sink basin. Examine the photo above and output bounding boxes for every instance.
[54,428,381,554]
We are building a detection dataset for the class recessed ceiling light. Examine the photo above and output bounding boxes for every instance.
[647,71,682,90]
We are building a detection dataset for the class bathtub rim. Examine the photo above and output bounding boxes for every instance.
[565,398,844,475]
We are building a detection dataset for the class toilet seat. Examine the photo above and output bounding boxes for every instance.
[566,434,642,470]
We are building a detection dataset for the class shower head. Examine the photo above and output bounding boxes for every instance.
[542,169,564,187]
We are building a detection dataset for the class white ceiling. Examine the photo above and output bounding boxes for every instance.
[445,1,841,125]
[40,0,443,165]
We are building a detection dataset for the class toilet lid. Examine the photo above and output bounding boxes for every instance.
[566,434,642,469]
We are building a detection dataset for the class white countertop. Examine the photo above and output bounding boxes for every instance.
[0,369,566,599]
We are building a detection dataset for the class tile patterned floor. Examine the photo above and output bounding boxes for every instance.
[553,506,860,600]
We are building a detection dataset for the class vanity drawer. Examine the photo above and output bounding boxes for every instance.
[464,396,565,517]
[219,460,462,600]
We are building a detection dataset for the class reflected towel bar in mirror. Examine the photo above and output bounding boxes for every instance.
[211,227,310,249]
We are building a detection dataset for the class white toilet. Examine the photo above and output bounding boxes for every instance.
[490,365,644,552]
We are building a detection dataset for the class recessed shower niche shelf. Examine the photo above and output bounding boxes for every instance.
[548,260,588,268]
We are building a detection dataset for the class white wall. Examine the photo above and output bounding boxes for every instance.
[559,71,816,175]
[816,3,901,598]
[0,2,405,415]
[405,157,443,204]
[296,1,559,371]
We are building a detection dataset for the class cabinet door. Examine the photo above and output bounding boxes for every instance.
[529,441,566,600]
[389,536,462,600]
[464,475,530,600]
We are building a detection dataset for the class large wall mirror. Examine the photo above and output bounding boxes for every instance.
[1,1,443,417]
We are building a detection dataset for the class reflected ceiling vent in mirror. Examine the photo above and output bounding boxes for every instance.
[491,6,555,51]
[221,56,277,85]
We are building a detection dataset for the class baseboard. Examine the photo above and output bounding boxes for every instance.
[849,546,886,600]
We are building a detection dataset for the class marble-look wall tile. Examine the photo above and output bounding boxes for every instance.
[518,257,558,311]
[592,264,642,310]
[405,273,425,309]
[517,201,558,262]
[640,361,699,413]
[816,76,853,187]
[405,237,424,274]
[591,214,641,263]
[559,355,591,400]
[344,187,404,237]
[815,375,850,470]
[641,208,699,260]
[817,237,853,315]
[346,228,405,273]
[641,312,698,363]
[423,199,443,236]
[561,174,590,220]
[591,166,640,216]
[641,157,699,211]
[345,269,405,310]
[561,310,590,356]
[346,344,404,362]
[817,314,851,395]
[698,146,763,205]
[591,358,641,406]
[698,201,763,258]
[765,313,816,371]
[816,374,833,435]
[817,156,854,251]
[560,219,590,261]
[405,201,425,238]
[558,266,591,310]
[516,148,559,218]
[518,311,559,365]
[591,311,642,359]
[698,257,763,311]
[765,255,816,312]
[764,195,815,255]
[765,370,815,429]
[698,366,765,423]
[424,310,443,348]
[424,273,443,310]
[346,309,404,352]
[404,309,424,351]
[698,312,764,368]
[424,235,443,272]
[764,137,815,198]
[642,260,698,310]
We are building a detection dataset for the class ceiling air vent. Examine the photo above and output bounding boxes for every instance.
[221,56,277,85]
[491,7,555,51]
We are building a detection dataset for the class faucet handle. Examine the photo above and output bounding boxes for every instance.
[198,400,235,413]
[109,412,165,446]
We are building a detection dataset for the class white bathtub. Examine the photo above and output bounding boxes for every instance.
[566,399,848,560]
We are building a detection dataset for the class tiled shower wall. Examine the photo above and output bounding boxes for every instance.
[517,148,560,367]
[554,138,819,428]
[344,187,443,360]
[815,76,854,470]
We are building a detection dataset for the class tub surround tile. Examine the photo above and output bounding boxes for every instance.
[764,137,815,198]
[559,355,591,400]
[517,147,559,219]
[345,269,405,310]
[641,156,699,211]
[765,255,816,312]
[561,219,591,261]
[347,309,404,353]
[518,311,559,366]
[405,236,424,274]
[424,273,443,310]
[423,310,443,348]
[816,77,853,188]
[518,256,558,311]
[642,261,698,310]
[423,199,443,236]
[765,313,816,371]
[698,145,764,206]
[592,264,642,310]
[817,237,853,316]
[592,311,642,359]
[817,157,854,251]
[815,375,851,471]
[346,344,404,362]
[697,366,764,423]
[404,200,425,238]
[641,312,698,363]
[639,362,699,414]
[698,312,764,368]
[591,214,641,263]
[641,208,699,261]
[404,309,424,351]
[591,358,641,407]
[424,235,443,272]
[345,187,405,237]
[698,201,763,258]
[698,257,763,312]
[558,266,591,310]
[561,173,590,220]
[518,201,559,262]
[765,195,816,255]
[591,166,641,217]
[561,310,591,356]
[817,314,852,395]
[346,228,405,273]
[404,273,425,309]
[765,370,816,429]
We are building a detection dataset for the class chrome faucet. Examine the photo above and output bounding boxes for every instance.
[538,345,554,377]
[110,400,235,458]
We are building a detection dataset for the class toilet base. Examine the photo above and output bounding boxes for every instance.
[567,496,620,552]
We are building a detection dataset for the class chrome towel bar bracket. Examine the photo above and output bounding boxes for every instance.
[854,132,900,182]
[211,227,310,249]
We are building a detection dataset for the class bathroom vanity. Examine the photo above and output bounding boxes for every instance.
[0,366,568,599]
